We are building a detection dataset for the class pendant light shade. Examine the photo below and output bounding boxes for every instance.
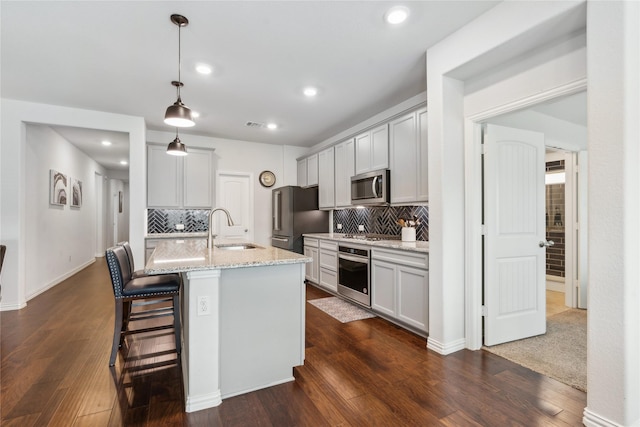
[164,14,195,128]
[167,130,188,156]
[165,81,194,127]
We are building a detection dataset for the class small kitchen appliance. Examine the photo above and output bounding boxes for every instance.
[271,186,329,254]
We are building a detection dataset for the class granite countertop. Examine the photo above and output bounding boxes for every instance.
[144,238,311,274]
[146,232,208,239]
[303,233,429,253]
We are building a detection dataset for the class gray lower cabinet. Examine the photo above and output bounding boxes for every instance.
[318,240,338,292]
[371,248,429,334]
[304,238,319,284]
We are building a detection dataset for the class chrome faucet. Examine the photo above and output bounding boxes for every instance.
[207,208,235,249]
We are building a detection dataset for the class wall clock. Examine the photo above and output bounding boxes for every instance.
[259,170,276,188]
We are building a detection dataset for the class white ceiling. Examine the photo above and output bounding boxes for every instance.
[531,91,587,127]
[1,1,500,169]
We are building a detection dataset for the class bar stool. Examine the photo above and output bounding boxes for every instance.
[105,245,182,366]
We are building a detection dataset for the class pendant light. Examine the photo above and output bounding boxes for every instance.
[167,129,188,156]
[164,14,195,128]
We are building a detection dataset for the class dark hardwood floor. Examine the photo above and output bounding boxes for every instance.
[1,258,586,426]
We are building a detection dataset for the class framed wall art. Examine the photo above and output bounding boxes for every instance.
[71,178,82,208]
[50,169,67,206]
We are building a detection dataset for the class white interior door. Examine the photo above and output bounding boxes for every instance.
[216,172,254,241]
[484,124,547,346]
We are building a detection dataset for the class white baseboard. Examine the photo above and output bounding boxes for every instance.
[546,275,565,292]
[185,390,222,413]
[583,408,622,427]
[222,376,295,400]
[25,258,96,301]
[0,301,27,311]
[426,337,466,355]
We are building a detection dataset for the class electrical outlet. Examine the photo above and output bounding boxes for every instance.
[358,225,365,232]
[337,224,343,230]
[197,296,211,316]
[175,223,185,230]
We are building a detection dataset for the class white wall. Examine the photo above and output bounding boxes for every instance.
[107,179,128,248]
[488,108,587,151]
[427,0,640,425]
[584,2,640,425]
[426,0,586,355]
[0,99,146,311]
[24,124,106,299]
[464,31,587,115]
[146,131,308,247]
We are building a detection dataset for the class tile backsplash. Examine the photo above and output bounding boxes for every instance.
[333,205,429,241]
[147,209,209,234]
[148,206,428,240]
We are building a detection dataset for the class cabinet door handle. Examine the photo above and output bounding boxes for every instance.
[273,191,281,231]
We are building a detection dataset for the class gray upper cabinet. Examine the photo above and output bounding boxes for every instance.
[355,124,388,175]
[334,138,355,208]
[389,107,428,204]
[318,146,335,209]
[307,153,319,187]
[147,145,181,207]
[183,149,214,207]
[147,145,213,208]
[297,154,319,188]
[297,158,308,187]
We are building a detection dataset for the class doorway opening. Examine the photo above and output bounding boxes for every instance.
[475,90,588,391]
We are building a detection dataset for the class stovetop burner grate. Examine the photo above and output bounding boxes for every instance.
[340,234,401,241]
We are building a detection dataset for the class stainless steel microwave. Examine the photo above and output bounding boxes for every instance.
[351,169,390,206]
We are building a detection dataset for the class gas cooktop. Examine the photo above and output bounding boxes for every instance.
[340,234,401,242]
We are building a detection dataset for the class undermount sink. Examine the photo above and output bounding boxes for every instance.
[215,243,259,250]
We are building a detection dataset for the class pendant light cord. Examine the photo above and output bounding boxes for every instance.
[177,23,182,101]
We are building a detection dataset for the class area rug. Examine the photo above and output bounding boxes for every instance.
[483,309,587,392]
[308,297,376,323]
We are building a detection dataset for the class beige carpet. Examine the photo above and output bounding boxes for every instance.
[308,297,376,323]
[483,309,587,392]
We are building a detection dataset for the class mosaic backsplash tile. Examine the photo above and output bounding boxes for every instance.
[148,209,209,234]
[333,206,429,241]
[148,206,428,239]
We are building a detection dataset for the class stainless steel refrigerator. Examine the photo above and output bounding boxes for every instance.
[271,186,329,254]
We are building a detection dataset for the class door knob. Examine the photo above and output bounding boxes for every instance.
[539,240,555,248]
[245,229,248,232]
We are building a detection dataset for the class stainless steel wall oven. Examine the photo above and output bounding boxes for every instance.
[337,244,370,307]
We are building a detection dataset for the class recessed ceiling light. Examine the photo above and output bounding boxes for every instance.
[120,160,128,165]
[303,87,318,97]
[266,123,278,130]
[196,63,212,75]
[385,6,409,24]
[191,110,200,118]
[101,140,112,146]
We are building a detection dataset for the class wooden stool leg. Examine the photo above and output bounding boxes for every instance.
[110,300,124,366]
[173,294,181,355]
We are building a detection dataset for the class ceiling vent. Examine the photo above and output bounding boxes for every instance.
[245,121,266,128]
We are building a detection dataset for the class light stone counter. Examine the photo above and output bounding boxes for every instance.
[145,238,311,275]
[143,238,309,413]
[302,232,429,253]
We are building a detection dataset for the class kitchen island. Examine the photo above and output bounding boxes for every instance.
[145,238,310,413]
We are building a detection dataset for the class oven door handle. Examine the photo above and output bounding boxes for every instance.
[338,253,369,264]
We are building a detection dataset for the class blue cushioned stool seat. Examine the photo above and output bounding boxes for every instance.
[105,244,182,366]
